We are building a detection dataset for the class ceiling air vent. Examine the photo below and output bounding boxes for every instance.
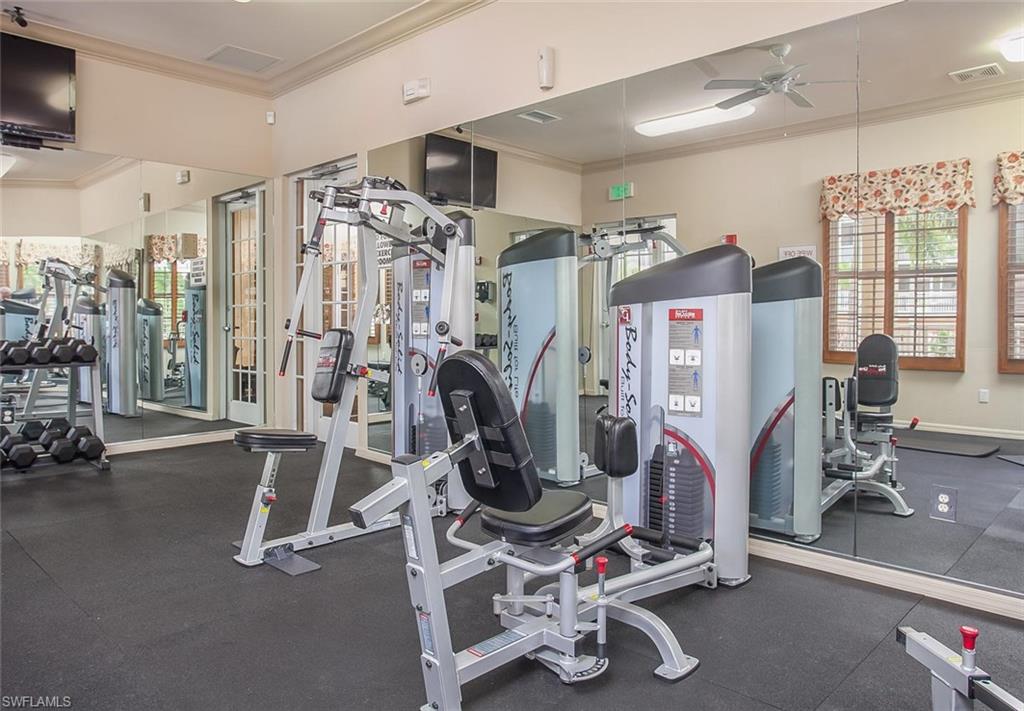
[205,45,281,73]
[948,63,1004,84]
[516,109,563,124]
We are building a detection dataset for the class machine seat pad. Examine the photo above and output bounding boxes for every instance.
[480,490,593,546]
[858,412,894,426]
[234,428,318,452]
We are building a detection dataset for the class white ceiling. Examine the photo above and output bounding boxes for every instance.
[472,2,1024,165]
[1,146,122,181]
[4,0,421,77]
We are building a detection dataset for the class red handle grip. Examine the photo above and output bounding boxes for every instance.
[595,556,608,575]
[960,625,979,650]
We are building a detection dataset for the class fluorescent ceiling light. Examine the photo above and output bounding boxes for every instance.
[634,104,755,137]
[998,32,1024,62]
[0,154,15,178]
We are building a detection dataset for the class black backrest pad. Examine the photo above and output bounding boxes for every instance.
[311,329,354,404]
[437,350,542,512]
[856,334,899,407]
[594,414,638,478]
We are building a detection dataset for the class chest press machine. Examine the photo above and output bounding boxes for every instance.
[350,351,704,711]
[233,177,471,575]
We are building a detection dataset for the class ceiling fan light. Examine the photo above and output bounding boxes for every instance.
[634,103,755,137]
[998,32,1024,62]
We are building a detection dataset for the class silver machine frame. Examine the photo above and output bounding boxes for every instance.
[234,177,471,574]
[898,626,1023,711]
[822,377,914,518]
[350,428,704,711]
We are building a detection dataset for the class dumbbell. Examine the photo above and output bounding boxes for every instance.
[0,341,30,367]
[74,341,98,363]
[43,338,76,364]
[27,342,53,365]
[0,431,38,470]
[36,428,77,463]
[44,417,71,437]
[19,420,46,441]
[67,426,105,461]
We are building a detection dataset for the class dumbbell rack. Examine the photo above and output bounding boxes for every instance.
[1,360,110,471]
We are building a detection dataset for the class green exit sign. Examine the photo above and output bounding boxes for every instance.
[608,181,635,201]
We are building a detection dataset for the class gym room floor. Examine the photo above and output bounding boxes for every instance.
[2,442,1022,710]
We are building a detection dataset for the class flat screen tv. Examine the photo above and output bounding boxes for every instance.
[1,34,76,143]
[424,133,497,209]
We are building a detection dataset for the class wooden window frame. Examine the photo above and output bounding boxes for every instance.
[147,259,183,347]
[998,202,1024,374]
[822,205,967,372]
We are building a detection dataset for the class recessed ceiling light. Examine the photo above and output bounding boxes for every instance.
[998,32,1024,62]
[634,104,755,137]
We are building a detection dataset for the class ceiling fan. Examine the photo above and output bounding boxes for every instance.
[703,43,858,110]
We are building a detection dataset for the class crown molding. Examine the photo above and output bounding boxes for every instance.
[1,1,491,100]
[581,80,1024,174]
[74,156,139,188]
[266,1,494,98]
[0,179,78,190]
[2,24,270,98]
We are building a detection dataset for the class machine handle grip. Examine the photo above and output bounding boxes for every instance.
[572,524,632,570]
[426,345,447,398]
[629,526,705,553]
[278,338,294,377]
[449,336,464,348]
[296,329,322,339]
[909,417,920,430]
[455,500,480,525]
[960,625,979,651]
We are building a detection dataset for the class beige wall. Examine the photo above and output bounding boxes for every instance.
[1,184,81,237]
[272,1,892,176]
[75,56,272,177]
[582,97,1024,436]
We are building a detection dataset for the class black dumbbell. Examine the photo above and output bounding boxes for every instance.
[44,418,71,437]
[0,341,30,367]
[19,420,46,441]
[44,338,76,364]
[0,432,38,469]
[36,429,77,463]
[74,341,98,363]
[27,342,53,365]
[67,426,105,461]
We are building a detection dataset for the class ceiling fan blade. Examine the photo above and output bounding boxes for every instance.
[716,88,766,110]
[786,89,815,108]
[704,79,762,90]
[692,57,720,79]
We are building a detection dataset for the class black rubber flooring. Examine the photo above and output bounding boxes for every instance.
[2,440,1021,710]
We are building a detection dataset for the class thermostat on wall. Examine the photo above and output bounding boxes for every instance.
[403,78,431,105]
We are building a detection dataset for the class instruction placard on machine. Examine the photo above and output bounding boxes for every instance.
[411,259,431,337]
[667,308,703,416]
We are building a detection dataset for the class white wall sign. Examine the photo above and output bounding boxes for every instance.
[778,245,818,261]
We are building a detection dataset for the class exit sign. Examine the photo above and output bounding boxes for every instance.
[608,181,635,201]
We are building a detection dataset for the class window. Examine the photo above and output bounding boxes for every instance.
[148,259,192,341]
[999,202,1024,373]
[823,206,966,371]
[594,215,679,285]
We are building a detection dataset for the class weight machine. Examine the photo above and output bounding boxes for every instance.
[233,177,471,575]
[899,625,1023,711]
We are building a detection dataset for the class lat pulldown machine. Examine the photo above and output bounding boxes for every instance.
[233,177,471,575]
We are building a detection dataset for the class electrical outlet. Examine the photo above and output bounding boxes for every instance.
[978,388,990,404]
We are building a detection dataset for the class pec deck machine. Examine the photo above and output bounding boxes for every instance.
[349,244,753,711]
[232,177,472,575]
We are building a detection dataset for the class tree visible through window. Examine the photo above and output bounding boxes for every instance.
[823,206,966,371]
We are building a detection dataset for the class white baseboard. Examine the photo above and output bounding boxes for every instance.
[894,419,1024,440]
[140,401,218,421]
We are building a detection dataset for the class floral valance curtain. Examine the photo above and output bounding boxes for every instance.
[820,158,976,221]
[992,151,1024,206]
[14,239,101,270]
[146,234,207,262]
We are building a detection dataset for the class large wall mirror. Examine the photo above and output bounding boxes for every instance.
[362,0,1023,600]
[1,147,269,446]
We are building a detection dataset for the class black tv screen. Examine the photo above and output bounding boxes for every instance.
[1,34,76,143]
[424,133,497,209]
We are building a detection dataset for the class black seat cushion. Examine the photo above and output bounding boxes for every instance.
[234,428,317,452]
[480,490,593,546]
[857,412,894,429]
